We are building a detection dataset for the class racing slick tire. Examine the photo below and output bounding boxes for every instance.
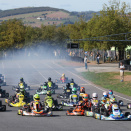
[0,100,2,106]
[5,93,9,98]
[125,112,130,117]
[1,105,6,111]
[118,100,123,106]
[127,103,131,109]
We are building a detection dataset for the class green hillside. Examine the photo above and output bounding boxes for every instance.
[0,7,99,27]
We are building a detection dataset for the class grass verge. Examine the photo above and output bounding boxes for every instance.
[81,71,131,96]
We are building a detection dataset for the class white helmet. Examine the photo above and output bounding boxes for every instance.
[92,93,98,98]
[103,91,108,97]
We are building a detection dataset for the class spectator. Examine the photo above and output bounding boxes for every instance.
[84,56,88,69]
[96,52,100,64]
[120,62,125,82]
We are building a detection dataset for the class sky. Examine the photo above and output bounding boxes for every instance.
[0,0,130,12]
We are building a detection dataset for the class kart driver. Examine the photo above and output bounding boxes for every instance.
[47,77,53,88]
[60,73,66,83]
[44,91,54,106]
[19,77,25,87]
[79,87,85,100]
[101,91,109,105]
[74,94,91,110]
[64,83,72,97]
[30,94,42,111]
[108,90,115,99]
[69,87,79,103]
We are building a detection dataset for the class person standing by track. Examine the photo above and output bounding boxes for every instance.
[84,56,88,70]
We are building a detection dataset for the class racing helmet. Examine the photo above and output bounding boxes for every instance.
[110,98,117,104]
[46,91,51,96]
[82,94,89,101]
[33,94,40,101]
[62,73,65,77]
[15,88,20,93]
[20,77,24,82]
[80,87,85,93]
[48,77,51,81]
[70,78,74,83]
[72,87,77,94]
[66,83,70,88]
[103,91,108,98]
[92,93,98,98]
[44,82,47,86]
[109,90,113,95]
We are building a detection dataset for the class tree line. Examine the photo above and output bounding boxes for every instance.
[0,1,130,60]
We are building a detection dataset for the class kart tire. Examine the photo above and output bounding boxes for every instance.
[5,93,9,98]
[1,105,6,111]
[21,111,24,116]
[55,85,58,89]
[0,100,2,106]
[118,100,123,106]
[127,103,131,109]
[125,112,130,117]
[27,86,30,90]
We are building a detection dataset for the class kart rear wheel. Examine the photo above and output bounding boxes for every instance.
[125,112,130,117]
[5,93,9,98]
[1,105,6,111]
[0,100,2,106]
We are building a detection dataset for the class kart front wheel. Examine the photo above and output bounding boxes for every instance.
[1,105,6,111]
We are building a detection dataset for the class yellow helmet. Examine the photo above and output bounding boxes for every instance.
[62,74,65,76]
[33,94,40,101]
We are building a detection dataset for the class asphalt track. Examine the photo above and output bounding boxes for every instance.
[0,59,131,131]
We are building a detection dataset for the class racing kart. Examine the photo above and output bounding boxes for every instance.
[17,104,52,116]
[94,103,131,120]
[57,87,71,99]
[85,99,100,117]
[42,99,63,111]
[66,105,85,116]
[127,103,131,109]
[47,82,58,89]
[36,87,55,95]
[0,74,6,86]
[12,82,30,91]
[61,100,79,107]
[0,100,6,111]
[5,91,33,105]
[55,77,69,84]
[0,89,9,98]
[70,83,80,91]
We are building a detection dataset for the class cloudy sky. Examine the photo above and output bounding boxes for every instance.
[0,0,130,11]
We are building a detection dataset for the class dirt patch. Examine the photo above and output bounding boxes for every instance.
[114,75,131,81]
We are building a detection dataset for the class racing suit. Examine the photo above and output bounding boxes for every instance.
[30,101,42,111]
[44,96,54,106]
[100,97,110,105]
[47,81,53,88]
[69,93,79,103]
[65,88,72,97]
[60,76,66,83]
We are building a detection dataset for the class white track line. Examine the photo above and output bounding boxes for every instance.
[30,63,48,81]
[53,61,131,102]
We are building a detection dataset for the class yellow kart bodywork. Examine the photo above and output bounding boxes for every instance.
[9,94,27,107]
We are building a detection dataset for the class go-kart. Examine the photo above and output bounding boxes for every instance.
[85,99,100,117]
[127,103,131,109]
[94,104,131,120]
[61,100,79,107]
[55,77,69,84]
[36,87,55,95]
[70,83,80,91]
[17,104,52,116]
[12,82,30,91]
[66,105,85,116]
[57,87,71,99]
[43,99,63,111]
[0,88,9,98]
[0,100,6,111]
[0,74,6,86]
[5,92,33,105]
[47,81,58,89]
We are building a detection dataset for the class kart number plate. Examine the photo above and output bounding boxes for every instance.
[73,95,77,98]
[67,90,70,92]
